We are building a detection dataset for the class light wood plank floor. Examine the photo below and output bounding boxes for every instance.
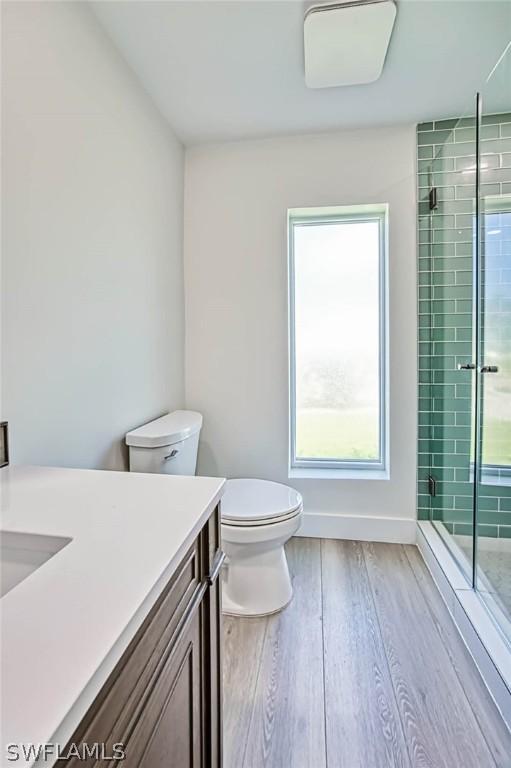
[223,538,511,768]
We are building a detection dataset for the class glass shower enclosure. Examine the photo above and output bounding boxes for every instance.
[418,42,511,643]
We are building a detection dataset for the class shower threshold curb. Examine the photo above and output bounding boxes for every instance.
[417,521,511,733]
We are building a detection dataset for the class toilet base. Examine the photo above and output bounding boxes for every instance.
[222,592,293,618]
[221,541,294,617]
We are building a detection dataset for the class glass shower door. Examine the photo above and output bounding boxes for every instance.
[417,41,511,647]
[418,109,479,581]
[475,45,511,639]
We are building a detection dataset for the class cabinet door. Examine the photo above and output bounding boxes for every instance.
[123,604,202,768]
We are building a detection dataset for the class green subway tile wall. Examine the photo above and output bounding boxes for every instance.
[417,113,511,539]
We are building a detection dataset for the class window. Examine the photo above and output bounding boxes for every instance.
[288,204,388,477]
[480,195,511,483]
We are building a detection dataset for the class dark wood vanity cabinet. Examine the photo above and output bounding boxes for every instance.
[63,505,223,768]
[122,604,203,768]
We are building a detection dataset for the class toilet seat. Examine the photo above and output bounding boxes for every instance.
[221,478,303,527]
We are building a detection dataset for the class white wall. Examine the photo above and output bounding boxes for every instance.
[184,127,417,539]
[1,1,185,469]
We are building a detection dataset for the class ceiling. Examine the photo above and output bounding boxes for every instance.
[92,0,511,146]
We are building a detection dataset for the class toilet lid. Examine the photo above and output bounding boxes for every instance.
[221,479,302,526]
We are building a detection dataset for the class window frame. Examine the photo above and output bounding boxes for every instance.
[287,204,389,477]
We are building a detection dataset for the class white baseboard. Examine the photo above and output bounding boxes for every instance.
[295,512,416,544]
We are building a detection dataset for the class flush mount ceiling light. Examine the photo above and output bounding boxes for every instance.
[304,0,397,89]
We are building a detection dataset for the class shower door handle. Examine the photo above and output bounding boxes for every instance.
[457,363,476,370]
[481,365,499,373]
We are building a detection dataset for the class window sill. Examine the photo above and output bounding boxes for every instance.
[479,473,511,488]
[288,467,389,481]
[468,467,511,488]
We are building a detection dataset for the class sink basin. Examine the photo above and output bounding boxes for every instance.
[0,530,71,598]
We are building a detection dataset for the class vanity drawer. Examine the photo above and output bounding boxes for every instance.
[64,539,201,765]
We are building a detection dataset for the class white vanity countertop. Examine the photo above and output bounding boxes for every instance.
[0,465,225,766]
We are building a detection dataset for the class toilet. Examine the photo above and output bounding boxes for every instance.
[221,478,303,617]
[126,413,303,617]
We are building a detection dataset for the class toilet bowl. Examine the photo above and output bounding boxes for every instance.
[221,478,303,617]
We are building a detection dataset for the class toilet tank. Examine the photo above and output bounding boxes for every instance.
[125,411,202,476]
